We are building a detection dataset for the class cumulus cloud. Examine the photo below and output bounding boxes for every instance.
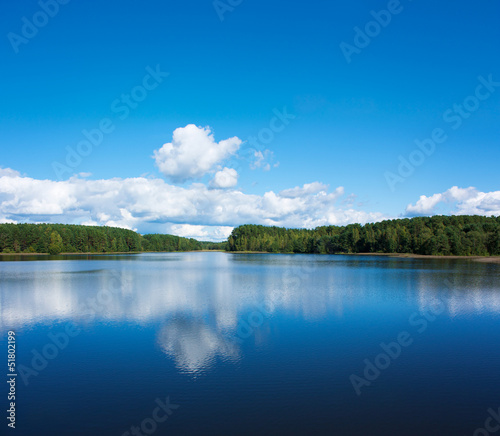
[280,182,331,198]
[0,168,21,177]
[166,224,233,241]
[209,167,238,189]
[250,150,273,171]
[153,124,241,182]
[0,168,386,240]
[405,186,500,216]
[405,193,444,215]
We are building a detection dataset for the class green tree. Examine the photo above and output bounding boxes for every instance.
[48,231,64,255]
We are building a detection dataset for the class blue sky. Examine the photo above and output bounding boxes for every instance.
[0,0,499,239]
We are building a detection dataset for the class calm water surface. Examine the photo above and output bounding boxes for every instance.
[1,252,499,435]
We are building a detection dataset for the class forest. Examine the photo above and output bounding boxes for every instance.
[0,223,204,254]
[1,215,499,256]
[226,215,500,256]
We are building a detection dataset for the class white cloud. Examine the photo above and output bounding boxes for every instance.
[209,167,238,189]
[0,215,16,224]
[406,186,500,216]
[153,124,241,182]
[405,193,444,215]
[0,168,386,240]
[280,182,331,198]
[157,319,239,374]
[166,224,233,241]
[0,168,21,177]
[250,150,272,171]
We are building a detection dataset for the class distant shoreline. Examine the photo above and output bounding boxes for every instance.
[0,250,214,256]
[351,252,500,264]
[1,250,499,264]
[0,251,138,256]
[227,251,500,263]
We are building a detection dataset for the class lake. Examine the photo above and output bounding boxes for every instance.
[1,252,500,435]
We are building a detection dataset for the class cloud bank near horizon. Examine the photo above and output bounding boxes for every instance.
[405,186,500,217]
[0,167,388,240]
[1,166,499,240]
[0,166,498,241]
[1,122,499,241]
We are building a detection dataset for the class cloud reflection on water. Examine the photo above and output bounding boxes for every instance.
[1,253,499,374]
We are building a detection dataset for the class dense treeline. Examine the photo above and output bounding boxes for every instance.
[2,215,499,256]
[142,233,204,252]
[0,223,203,254]
[227,215,500,256]
[199,241,227,250]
